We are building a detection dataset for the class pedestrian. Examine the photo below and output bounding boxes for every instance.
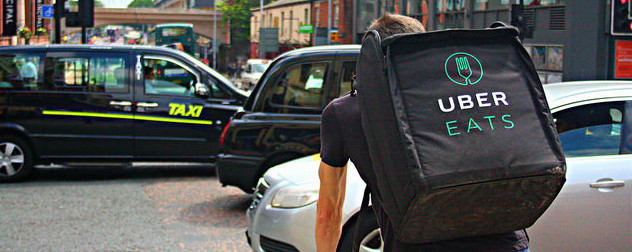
[315,12,530,252]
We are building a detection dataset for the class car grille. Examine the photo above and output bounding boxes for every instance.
[260,235,299,252]
[249,178,269,211]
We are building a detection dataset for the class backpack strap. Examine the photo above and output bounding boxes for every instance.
[352,186,371,252]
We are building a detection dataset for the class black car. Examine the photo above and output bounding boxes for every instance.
[0,44,248,182]
[217,45,360,192]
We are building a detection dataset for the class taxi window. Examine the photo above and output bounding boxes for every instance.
[0,53,42,91]
[268,62,328,110]
[45,55,128,93]
[555,101,624,157]
[143,56,197,97]
[339,61,356,96]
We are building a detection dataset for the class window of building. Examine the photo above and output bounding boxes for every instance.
[45,54,128,93]
[305,9,309,24]
[523,44,563,84]
[474,0,565,11]
[290,11,293,38]
[268,62,329,110]
[0,53,41,91]
[315,7,320,27]
[334,4,340,28]
[407,0,429,29]
[436,0,466,29]
[281,12,285,35]
[555,101,624,157]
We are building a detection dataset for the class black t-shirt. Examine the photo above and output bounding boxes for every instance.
[320,92,529,251]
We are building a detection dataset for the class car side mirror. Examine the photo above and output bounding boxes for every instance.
[195,83,210,97]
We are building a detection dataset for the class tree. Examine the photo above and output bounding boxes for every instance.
[218,0,251,41]
[127,0,155,8]
[68,0,104,8]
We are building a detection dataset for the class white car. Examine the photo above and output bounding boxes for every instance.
[246,81,632,252]
[241,59,270,90]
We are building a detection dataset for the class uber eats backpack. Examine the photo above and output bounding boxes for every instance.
[355,25,566,243]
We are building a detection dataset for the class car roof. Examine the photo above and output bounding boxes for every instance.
[0,44,186,54]
[274,45,361,60]
[544,80,632,110]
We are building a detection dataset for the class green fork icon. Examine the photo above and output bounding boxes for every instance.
[456,57,473,85]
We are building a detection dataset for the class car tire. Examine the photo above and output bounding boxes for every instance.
[338,210,382,252]
[0,135,34,182]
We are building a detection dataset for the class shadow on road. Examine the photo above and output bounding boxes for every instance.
[27,163,216,182]
[180,194,251,228]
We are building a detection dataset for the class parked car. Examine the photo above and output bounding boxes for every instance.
[0,44,248,182]
[240,59,270,90]
[217,45,360,193]
[246,81,632,252]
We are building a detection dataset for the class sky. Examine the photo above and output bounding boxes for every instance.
[103,0,134,8]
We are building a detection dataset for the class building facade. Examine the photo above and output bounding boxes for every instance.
[251,0,313,59]
[252,0,629,82]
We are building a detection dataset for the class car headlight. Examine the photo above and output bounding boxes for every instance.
[271,183,319,208]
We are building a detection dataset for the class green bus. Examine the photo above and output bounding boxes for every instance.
[152,23,196,56]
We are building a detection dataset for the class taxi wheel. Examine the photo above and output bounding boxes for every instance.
[0,135,34,182]
[338,210,382,252]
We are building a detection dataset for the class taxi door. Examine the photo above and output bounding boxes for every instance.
[40,50,135,158]
[131,53,234,160]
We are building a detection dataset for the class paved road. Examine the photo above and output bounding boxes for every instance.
[0,164,252,251]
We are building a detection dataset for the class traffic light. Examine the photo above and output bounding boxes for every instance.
[79,0,94,27]
[612,0,632,35]
[65,0,94,27]
[330,32,339,43]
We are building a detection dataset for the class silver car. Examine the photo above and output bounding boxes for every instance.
[246,81,632,252]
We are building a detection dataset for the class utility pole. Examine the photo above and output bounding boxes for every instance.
[260,0,264,59]
[54,0,63,43]
[213,0,217,69]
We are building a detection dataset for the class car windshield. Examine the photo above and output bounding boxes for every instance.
[176,50,248,97]
[253,63,269,73]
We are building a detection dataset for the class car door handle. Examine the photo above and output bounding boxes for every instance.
[137,102,159,108]
[590,179,625,189]
[109,101,132,106]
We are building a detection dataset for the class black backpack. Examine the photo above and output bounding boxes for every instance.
[355,25,566,243]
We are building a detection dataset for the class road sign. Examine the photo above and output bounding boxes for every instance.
[299,25,313,34]
[42,5,54,19]
[260,28,279,53]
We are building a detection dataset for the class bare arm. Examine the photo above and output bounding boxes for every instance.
[316,160,348,252]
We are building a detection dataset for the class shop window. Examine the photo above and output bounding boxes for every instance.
[524,44,563,84]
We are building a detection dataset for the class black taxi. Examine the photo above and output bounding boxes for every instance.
[217,45,360,192]
[0,44,248,182]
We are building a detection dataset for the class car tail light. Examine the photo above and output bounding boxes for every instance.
[220,121,231,150]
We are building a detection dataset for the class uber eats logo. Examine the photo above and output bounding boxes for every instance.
[438,52,515,137]
[445,52,483,86]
